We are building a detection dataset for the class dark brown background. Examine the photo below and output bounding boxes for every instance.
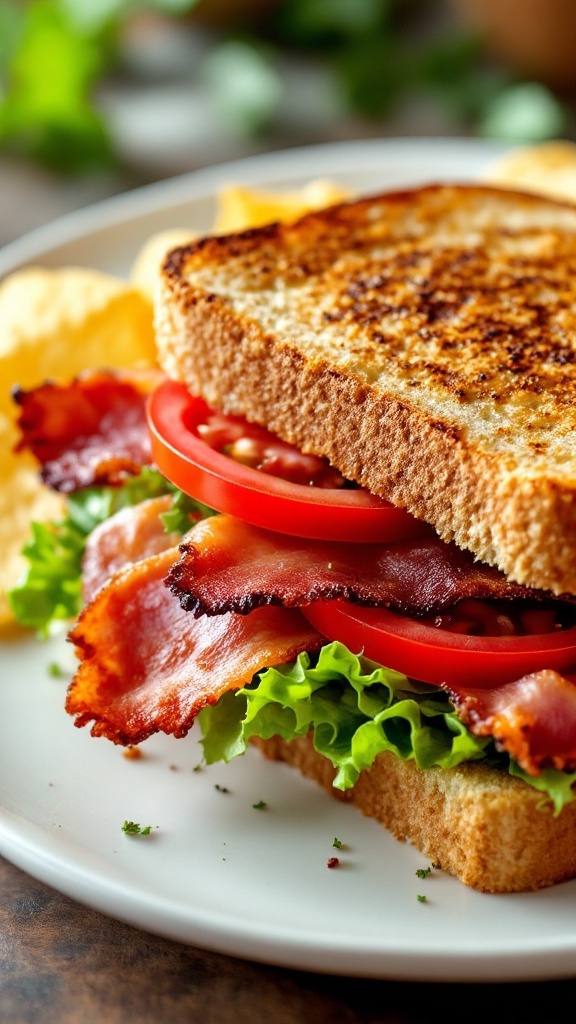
[0,855,573,1023]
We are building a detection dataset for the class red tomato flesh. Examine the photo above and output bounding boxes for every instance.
[197,411,346,488]
[420,598,571,638]
[303,600,576,687]
[147,381,432,543]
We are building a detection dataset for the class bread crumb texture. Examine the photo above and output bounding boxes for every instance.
[253,734,576,893]
[156,184,576,594]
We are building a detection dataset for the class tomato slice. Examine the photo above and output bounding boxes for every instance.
[302,600,576,687]
[147,381,432,543]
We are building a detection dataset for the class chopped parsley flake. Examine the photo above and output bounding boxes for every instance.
[121,821,157,836]
[47,661,64,678]
[214,784,230,793]
[193,762,204,772]
[332,837,343,849]
[252,800,267,810]
[417,894,428,903]
[416,866,432,879]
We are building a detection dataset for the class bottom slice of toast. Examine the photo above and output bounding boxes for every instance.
[251,734,576,893]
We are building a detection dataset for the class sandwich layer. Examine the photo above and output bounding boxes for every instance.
[156,184,576,594]
[252,734,576,893]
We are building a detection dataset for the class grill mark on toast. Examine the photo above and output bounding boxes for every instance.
[156,183,576,593]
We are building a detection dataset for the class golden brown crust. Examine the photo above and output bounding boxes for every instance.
[252,734,576,893]
[155,183,576,594]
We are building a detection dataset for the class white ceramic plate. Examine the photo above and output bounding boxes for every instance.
[4,137,576,984]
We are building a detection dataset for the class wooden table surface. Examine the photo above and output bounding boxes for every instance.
[1,855,574,1024]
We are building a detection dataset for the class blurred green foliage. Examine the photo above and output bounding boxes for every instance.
[0,0,113,172]
[0,0,567,175]
[203,39,283,137]
[269,0,566,137]
[0,0,200,172]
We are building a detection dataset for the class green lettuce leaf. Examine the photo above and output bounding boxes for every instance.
[8,467,214,635]
[508,760,576,817]
[159,489,217,534]
[199,641,576,812]
[199,642,491,787]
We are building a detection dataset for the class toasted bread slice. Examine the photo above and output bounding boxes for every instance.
[156,184,576,595]
[252,734,576,893]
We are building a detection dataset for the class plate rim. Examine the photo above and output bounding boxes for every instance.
[5,134,576,984]
[0,136,509,276]
[3,794,576,984]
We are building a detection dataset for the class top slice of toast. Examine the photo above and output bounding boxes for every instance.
[155,184,576,595]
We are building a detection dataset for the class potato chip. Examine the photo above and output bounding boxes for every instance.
[2,179,351,625]
[0,267,156,419]
[213,179,351,233]
[482,141,576,203]
[0,415,64,627]
[0,266,156,621]
[130,229,197,303]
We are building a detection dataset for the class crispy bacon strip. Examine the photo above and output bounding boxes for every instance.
[166,515,564,617]
[82,495,178,603]
[14,370,161,492]
[73,505,576,773]
[447,672,576,776]
[67,545,322,745]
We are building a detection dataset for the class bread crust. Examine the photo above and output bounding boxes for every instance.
[252,734,576,893]
[155,184,576,594]
[154,185,576,892]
